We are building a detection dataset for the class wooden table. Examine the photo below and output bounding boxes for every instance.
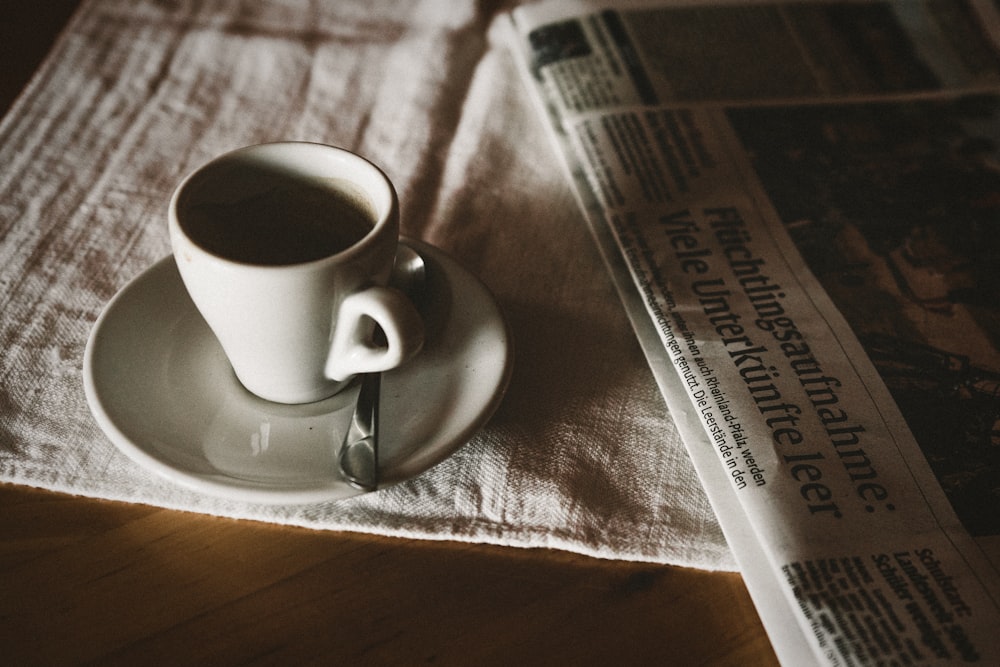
[0,2,778,664]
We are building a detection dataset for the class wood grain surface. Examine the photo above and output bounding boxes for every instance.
[0,2,778,664]
[0,484,777,665]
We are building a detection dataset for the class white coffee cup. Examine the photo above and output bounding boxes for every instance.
[168,142,424,404]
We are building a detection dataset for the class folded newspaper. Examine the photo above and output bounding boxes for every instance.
[508,1,1000,664]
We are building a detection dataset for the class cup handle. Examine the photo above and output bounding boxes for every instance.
[324,286,425,381]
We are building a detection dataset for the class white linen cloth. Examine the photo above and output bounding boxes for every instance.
[0,0,735,570]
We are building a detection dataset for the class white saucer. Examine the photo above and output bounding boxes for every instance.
[83,239,512,505]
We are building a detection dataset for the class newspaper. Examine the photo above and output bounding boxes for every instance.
[507,1,1000,664]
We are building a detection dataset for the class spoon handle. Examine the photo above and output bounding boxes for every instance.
[337,241,426,492]
[339,371,380,491]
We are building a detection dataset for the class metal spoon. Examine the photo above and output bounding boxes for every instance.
[338,243,426,491]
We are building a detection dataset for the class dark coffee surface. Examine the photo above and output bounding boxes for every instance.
[182,177,375,265]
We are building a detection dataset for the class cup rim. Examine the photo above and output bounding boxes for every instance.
[168,141,398,271]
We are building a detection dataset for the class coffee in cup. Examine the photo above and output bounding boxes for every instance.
[179,169,376,265]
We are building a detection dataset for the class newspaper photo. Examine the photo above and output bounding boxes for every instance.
[508,1,1000,664]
